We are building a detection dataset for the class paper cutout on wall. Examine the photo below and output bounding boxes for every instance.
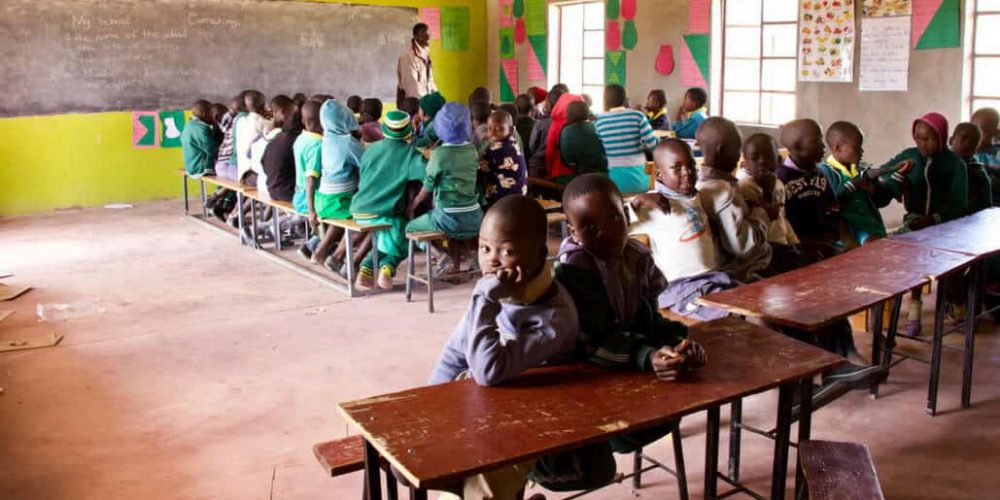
[622,20,638,50]
[500,28,515,58]
[527,35,547,80]
[513,0,525,18]
[606,20,622,51]
[621,0,637,19]
[680,34,710,87]
[606,50,627,86]
[799,0,855,82]
[912,0,959,49]
[419,8,441,40]
[655,45,675,75]
[158,110,185,148]
[132,111,159,148]
[859,16,910,91]
[525,0,546,36]
[500,59,519,102]
[607,0,620,20]
[689,0,710,33]
[499,0,514,28]
[862,0,911,17]
[515,18,527,44]
[441,7,470,51]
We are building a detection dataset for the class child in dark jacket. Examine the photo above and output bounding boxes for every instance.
[480,110,528,207]
[558,101,608,182]
[951,122,992,214]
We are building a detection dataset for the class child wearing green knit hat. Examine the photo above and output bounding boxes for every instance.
[414,91,447,148]
[350,110,429,290]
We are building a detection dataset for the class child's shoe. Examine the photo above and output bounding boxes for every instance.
[903,298,922,337]
[355,267,375,290]
[377,266,394,290]
[324,256,348,279]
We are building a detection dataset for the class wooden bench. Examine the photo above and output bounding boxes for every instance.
[320,218,392,297]
[314,436,401,499]
[403,231,466,313]
[798,440,884,500]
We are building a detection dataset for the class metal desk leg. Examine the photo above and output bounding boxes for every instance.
[405,239,415,302]
[409,487,427,500]
[962,262,982,408]
[364,440,383,500]
[273,210,282,251]
[704,405,721,500]
[426,245,435,313]
[345,230,355,297]
[385,472,398,500]
[795,379,813,500]
[236,191,246,245]
[372,231,381,295]
[771,383,794,500]
[728,398,742,482]
[200,180,207,218]
[182,176,189,215]
[883,295,903,370]
[870,302,885,398]
[673,432,689,500]
[927,283,947,416]
[632,448,643,490]
[249,199,259,246]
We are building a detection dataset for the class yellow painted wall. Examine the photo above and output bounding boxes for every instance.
[0,0,487,217]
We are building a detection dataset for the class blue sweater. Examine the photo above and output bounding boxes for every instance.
[428,272,579,386]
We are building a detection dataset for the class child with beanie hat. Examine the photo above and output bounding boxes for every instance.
[414,91,447,148]
[879,111,969,337]
[350,110,429,290]
[405,102,484,275]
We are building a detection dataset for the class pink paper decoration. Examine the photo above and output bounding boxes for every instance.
[655,44,675,75]
[420,8,441,40]
[621,0,637,19]
[688,0,710,34]
[680,39,707,87]
[606,20,621,51]
[514,17,527,44]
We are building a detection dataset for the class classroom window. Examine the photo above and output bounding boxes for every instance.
[548,1,605,111]
[969,0,1000,114]
[720,0,798,126]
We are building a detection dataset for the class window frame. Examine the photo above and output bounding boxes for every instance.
[548,1,605,107]
[719,0,798,126]
[966,1,1000,117]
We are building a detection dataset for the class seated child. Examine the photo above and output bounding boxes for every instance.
[672,87,708,139]
[359,98,383,144]
[250,95,292,200]
[527,84,568,178]
[480,110,528,208]
[210,103,228,136]
[293,101,324,257]
[471,101,492,154]
[180,100,221,178]
[427,195,579,499]
[309,99,365,266]
[971,107,1000,204]
[736,133,806,275]
[879,112,968,337]
[399,96,421,121]
[345,95,363,117]
[595,84,658,194]
[468,86,493,109]
[513,94,536,149]
[629,139,735,321]
[952,122,993,214]
[559,101,608,182]
[694,117,771,281]
[644,89,671,130]
[820,121,891,247]
[351,110,428,290]
[292,93,307,108]
[405,102,484,274]
[544,92,586,182]
[214,92,246,182]
[262,96,303,203]
[777,119,840,260]
[413,91,446,148]
[529,86,547,117]
[234,90,273,185]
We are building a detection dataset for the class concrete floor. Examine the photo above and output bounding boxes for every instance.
[1,200,999,499]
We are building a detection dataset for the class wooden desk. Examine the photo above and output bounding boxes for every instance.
[339,317,843,500]
[891,208,1000,257]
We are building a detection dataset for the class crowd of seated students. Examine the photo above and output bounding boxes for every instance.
[181,85,999,500]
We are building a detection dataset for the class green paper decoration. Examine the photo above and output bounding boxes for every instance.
[528,34,547,78]
[916,0,960,49]
[441,7,470,52]
[513,0,524,18]
[158,109,185,148]
[500,62,516,102]
[622,20,637,50]
[500,28,515,58]
[605,50,626,86]
[606,0,620,20]
[683,34,710,83]
[524,0,546,36]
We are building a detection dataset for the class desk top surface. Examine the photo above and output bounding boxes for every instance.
[697,239,974,330]
[338,317,842,488]
[891,208,1000,258]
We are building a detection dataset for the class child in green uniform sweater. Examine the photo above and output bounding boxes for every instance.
[413,91,446,148]
[405,102,484,275]
[951,122,992,214]
[181,100,220,178]
[351,110,428,290]
[820,121,892,247]
[293,101,324,259]
[559,101,608,183]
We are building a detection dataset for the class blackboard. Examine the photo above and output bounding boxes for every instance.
[0,0,418,117]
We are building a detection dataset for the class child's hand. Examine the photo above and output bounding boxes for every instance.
[630,193,671,214]
[907,215,934,231]
[494,266,523,289]
[674,339,707,370]
[758,174,777,200]
[421,148,432,160]
[482,269,519,301]
[307,210,319,228]
[650,346,686,381]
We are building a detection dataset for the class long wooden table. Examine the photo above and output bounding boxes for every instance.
[338,317,843,500]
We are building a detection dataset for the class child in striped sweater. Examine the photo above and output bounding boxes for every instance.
[595,85,659,194]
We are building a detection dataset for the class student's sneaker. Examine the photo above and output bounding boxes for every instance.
[298,245,313,261]
[212,203,229,223]
[822,363,889,390]
[324,256,348,279]
[377,266,394,291]
[355,267,375,290]
[203,167,216,177]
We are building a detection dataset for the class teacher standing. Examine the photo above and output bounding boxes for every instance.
[397,23,437,107]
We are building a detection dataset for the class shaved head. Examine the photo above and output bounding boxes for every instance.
[696,116,743,172]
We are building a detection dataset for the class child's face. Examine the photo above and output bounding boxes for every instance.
[646,94,665,111]
[567,192,628,260]
[971,115,998,150]
[950,131,980,159]
[655,144,697,195]
[913,121,941,158]
[229,99,240,114]
[487,115,512,142]
[742,139,778,179]
[478,216,544,287]
[831,135,863,166]
[683,93,698,112]
[792,128,825,165]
